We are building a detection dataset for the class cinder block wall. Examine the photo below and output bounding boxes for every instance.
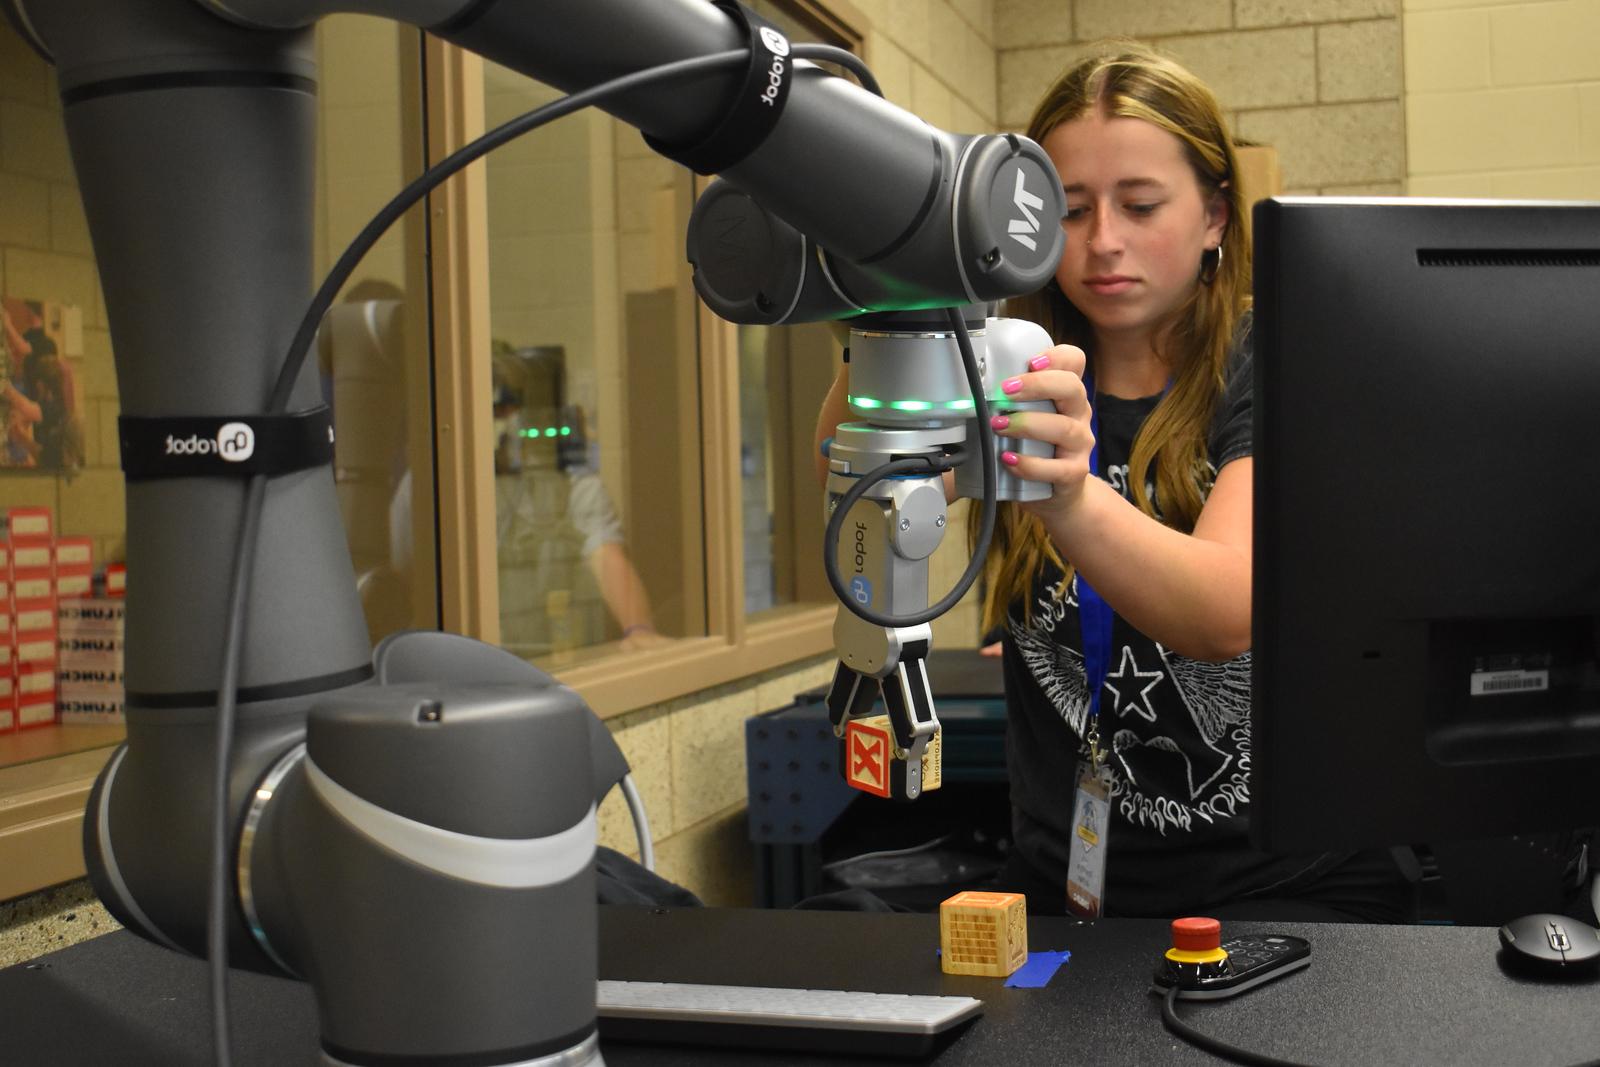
[854,0,1000,131]
[995,0,1406,196]
[1404,0,1600,198]
[594,657,836,904]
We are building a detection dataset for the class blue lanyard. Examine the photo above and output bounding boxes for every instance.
[1077,368,1113,763]
[1075,369,1171,765]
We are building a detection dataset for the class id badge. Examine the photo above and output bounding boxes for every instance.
[1065,760,1112,919]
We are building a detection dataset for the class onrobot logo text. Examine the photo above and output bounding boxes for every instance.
[758,27,790,107]
[759,26,790,57]
[164,422,256,462]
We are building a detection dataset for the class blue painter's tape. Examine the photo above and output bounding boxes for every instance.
[1004,950,1071,988]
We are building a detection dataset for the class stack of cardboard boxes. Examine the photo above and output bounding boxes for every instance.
[57,592,126,725]
[3,507,59,731]
[1,505,126,733]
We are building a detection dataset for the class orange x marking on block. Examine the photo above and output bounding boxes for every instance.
[845,719,891,797]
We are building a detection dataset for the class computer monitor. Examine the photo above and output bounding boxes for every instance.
[1250,197,1600,855]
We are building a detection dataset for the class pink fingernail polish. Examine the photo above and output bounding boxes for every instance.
[990,414,1010,430]
[1001,451,1019,467]
[1002,377,1023,395]
[1029,354,1051,371]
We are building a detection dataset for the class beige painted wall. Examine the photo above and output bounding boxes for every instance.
[994,0,1407,196]
[1405,0,1600,198]
[852,0,1000,128]
[594,655,836,904]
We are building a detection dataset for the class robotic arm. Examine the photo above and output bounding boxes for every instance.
[3,0,1064,1062]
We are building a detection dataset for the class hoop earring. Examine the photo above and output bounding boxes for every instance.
[1200,243,1223,285]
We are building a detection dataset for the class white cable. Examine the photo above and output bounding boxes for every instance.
[821,832,953,872]
[619,773,655,872]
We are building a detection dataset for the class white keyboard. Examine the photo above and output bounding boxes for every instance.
[597,979,984,1057]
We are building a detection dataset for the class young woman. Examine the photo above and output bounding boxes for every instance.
[816,46,1412,921]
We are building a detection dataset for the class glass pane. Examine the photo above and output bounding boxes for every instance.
[314,16,439,642]
[1,18,123,759]
[740,3,852,621]
[739,322,839,616]
[483,65,703,669]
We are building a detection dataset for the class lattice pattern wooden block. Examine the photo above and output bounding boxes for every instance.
[939,890,1027,977]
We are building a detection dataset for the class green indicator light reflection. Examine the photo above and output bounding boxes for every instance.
[889,400,933,412]
[560,426,572,436]
[945,398,975,410]
[849,395,883,409]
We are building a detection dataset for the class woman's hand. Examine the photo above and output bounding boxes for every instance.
[990,344,1095,522]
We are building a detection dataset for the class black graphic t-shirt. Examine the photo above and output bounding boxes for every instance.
[1003,322,1324,916]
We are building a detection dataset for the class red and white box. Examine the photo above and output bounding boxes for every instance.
[0,666,13,733]
[57,610,124,688]
[58,632,123,663]
[13,590,58,683]
[57,594,125,725]
[14,628,58,667]
[104,563,127,597]
[8,539,53,575]
[12,596,57,638]
[55,572,92,599]
[59,662,124,689]
[58,598,126,634]
[6,506,52,541]
[55,537,94,598]
[54,537,93,571]
[57,691,123,725]
[16,661,56,702]
[17,692,56,728]
[9,563,54,604]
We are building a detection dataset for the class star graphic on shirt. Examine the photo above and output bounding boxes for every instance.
[1103,646,1163,723]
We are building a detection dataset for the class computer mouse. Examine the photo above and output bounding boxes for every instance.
[1498,913,1600,972]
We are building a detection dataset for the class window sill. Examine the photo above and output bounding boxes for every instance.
[552,603,835,719]
[0,728,123,903]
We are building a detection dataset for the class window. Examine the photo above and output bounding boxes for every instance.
[481,64,707,671]
[314,16,439,643]
[0,14,439,900]
[466,2,866,714]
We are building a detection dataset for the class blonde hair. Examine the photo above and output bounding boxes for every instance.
[975,44,1250,632]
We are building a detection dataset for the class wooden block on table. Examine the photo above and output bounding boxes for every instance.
[939,890,1028,978]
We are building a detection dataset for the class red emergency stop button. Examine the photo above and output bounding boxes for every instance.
[1171,917,1222,953]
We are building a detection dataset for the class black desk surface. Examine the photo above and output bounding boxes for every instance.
[5,905,1598,1065]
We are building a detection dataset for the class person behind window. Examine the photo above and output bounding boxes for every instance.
[492,342,663,658]
[1,302,44,467]
[319,280,418,639]
[815,45,1413,923]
